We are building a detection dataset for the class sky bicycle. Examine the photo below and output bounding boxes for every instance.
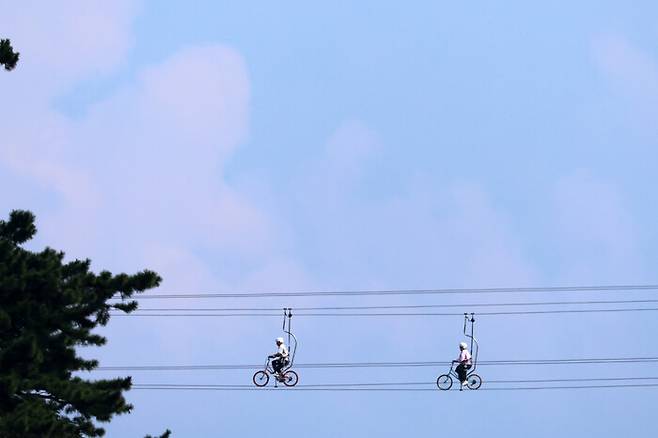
[253,308,299,387]
[437,313,482,391]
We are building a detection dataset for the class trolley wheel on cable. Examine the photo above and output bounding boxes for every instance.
[282,370,299,387]
[253,371,269,387]
[436,374,453,390]
[467,374,482,390]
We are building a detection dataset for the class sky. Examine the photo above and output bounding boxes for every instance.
[1,1,658,436]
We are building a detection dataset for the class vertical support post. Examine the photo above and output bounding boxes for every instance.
[287,308,292,347]
[469,313,475,354]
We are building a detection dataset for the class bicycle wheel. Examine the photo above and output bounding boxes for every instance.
[467,374,482,390]
[253,370,269,387]
[436,374,453,390]
[283,370,299,387]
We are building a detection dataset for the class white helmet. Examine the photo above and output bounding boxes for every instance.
[276,337,284,344]
[459,342,468,349]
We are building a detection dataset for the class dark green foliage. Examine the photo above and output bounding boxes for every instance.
[0,39,19,71]
[0,210,163,437]
[145,429,172,438]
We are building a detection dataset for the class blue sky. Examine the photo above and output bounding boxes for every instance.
[2,1,658,436]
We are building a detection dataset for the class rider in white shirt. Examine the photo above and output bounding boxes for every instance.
[453,342,472,388]
[269,337,289,377]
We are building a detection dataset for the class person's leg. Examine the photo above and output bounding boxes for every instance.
[272,359,281,373]
[464,364,472,382]
[456,364,466,382]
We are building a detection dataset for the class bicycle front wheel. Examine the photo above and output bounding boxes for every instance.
[253,371,269,387]
[436,374,453,390]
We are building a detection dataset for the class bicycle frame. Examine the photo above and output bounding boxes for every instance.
[253,310,300,388]
[262,357,275,374]
[262,308,297,374]
[442,314,478,377]
[445,360,473,379]
[282,308,297,369]
[463,313,478,376]
[436,314,482,391]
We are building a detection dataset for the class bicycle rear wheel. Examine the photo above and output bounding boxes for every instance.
[467,374,482,390]
[283,370,299,387]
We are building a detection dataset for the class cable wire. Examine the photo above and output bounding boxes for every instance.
[95,356,658,371]
[115,284,658,300]
[124,298,658,312]
[111,307,658,317]
[130,383,658,392]
[131,376,658,388]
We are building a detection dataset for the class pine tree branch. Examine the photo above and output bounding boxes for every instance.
[0,210,164,436]
[0,39,19,71]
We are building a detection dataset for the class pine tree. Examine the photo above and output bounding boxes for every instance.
[0,39,19,71]
[0,210,166,437]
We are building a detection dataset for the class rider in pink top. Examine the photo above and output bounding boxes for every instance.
[457,345,472,365]
[453,342,472,387]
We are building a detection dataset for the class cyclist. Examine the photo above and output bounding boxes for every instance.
[268,337,289,379]
[453,342,472,389]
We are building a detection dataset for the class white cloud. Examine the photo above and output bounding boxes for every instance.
[138,46,249,156]
[0,16,291,294]
[0,0,139,85]
[64,45,266,260]
[552,170,645,282]
[444,183,538,286]
[325,120,379,179]
[0,110,98,207]
[285,121,538,290]
[592,34,658,99]
[1,42,310,370]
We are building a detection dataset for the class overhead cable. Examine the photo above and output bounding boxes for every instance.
[130,383,658,392]
[123,298,658,312]
[132,376,658,388]
[115,284,658,300]
[111,307,658,317]
[96,356,658,371]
